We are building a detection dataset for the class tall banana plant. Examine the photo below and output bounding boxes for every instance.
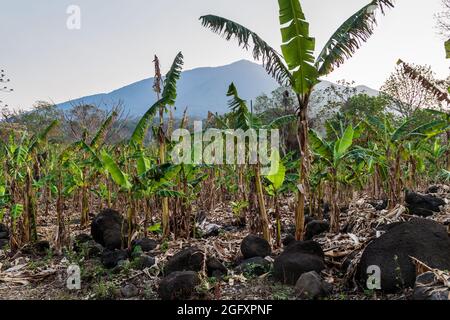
[200,0,394,239]
[223,83,296,243]
[129,52,184,239]
[2,121,59,245]
[78,111,117,228]
[25,120,59,242]
[1,133,28,250]
[225,83,270,242]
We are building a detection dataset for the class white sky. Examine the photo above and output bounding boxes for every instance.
[0,0,449,110]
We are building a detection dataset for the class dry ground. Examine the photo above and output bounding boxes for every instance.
[0,192,449,300]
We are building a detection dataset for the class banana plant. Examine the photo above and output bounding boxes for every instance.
[309,124,356,233]
[77,111,117,227]
[423,137,448,180]
[136,160,183,237]
[129,52,183,239]
[25,120,59,242]
[0,121,58,246]
[0,185,8,223]
[403,140,427,189]
[308,161,328,219]
[101,79,185,246]
[424,109,450,171]
[221,83,296,243]
[265,151,286,247]
[201,0,395,239]
[365,115,449,207]
[1,133,28,249]
[53,143,89,251]
[0,174,22,251]
[224,83,270,242]
[170,163,207,239]
[101,149,183,247]
[396,59,450,171]
[100,149,133,248]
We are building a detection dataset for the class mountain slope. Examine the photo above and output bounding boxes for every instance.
[58,60,379,119]
[58,60,280,118]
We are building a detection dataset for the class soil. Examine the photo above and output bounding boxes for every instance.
[0,190,449,301]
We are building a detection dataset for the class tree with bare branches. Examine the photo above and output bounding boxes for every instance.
[63,102,129,143]
[436,0,450,38]
[381,63,448,118]
[0,68,13,109]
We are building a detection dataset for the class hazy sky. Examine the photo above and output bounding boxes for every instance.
[1,0,449,110]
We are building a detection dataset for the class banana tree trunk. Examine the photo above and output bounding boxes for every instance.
[81,183,89,228]
[144,198,151,238]
[22,191,30,244]
[127,191,136,249]
[317,183,324,220]
[9,181,19,252]
[387,148,403,208]
[395,150,403,203]
[56,169,67,252]
[25,167,37,242]
[330,173,340,233]
[106,179,111,208]
[159,107,170,239]
[274,193,281,248]
[44,184,50,216]
[181,166,191,239]
[254,163,271,243]
[408,157,416,190]
[295,96,310,241]
[238,165,247,225]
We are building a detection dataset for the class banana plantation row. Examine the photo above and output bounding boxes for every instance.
[1,0,449,256]
[1,68,449,255]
